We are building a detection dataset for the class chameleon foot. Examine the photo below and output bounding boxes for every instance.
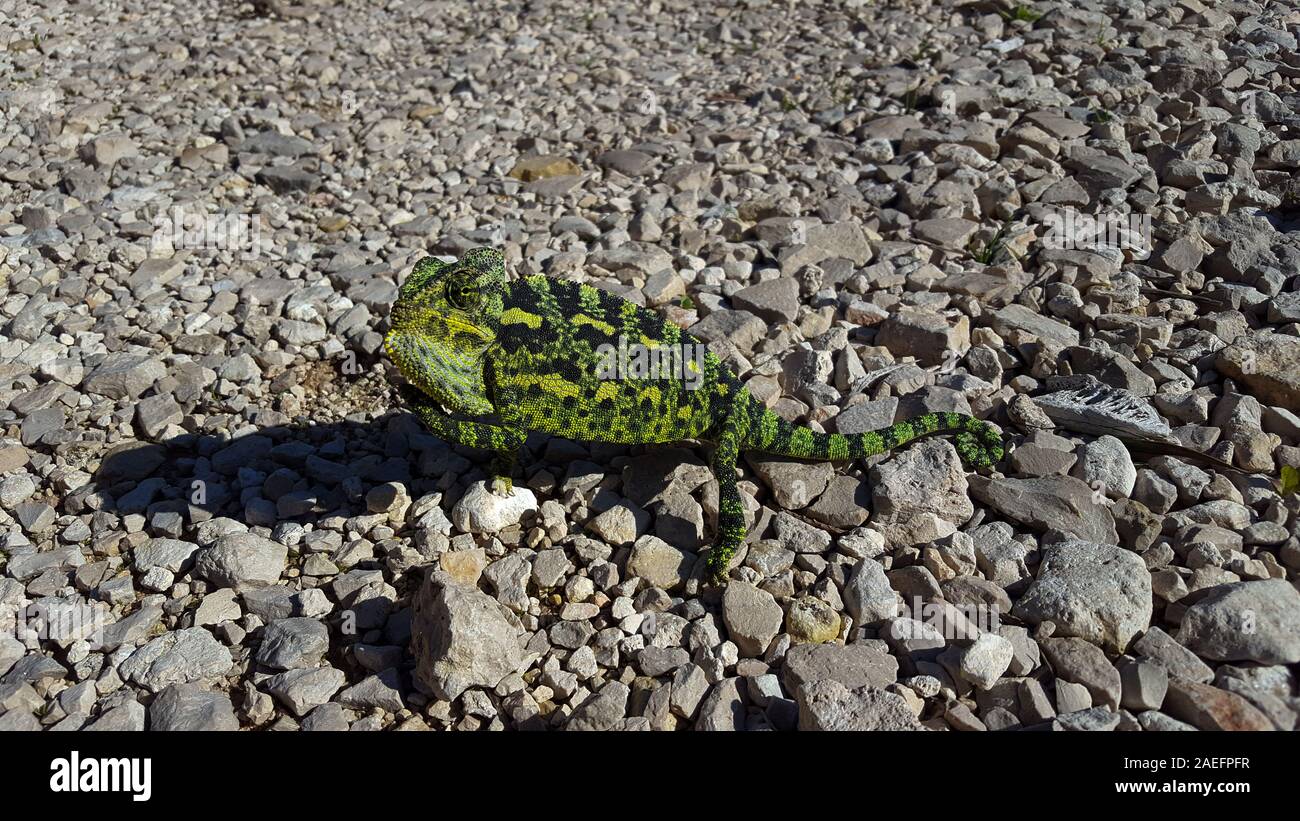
[705,544,739,586]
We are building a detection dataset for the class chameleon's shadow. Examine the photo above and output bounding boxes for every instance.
[91,410,485,528]
[90,410,651,535]
[88,410,517,701]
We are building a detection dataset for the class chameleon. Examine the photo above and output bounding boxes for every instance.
[384,247,1005,584]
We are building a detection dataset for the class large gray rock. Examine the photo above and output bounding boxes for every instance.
[876,308,970,368]
[778,221,874,273]
[300,704,352,732]
[1035,377,1171,440]
[132,538,200,574]
[722,582,783,657]
[625,535,694,591]
[731,278,800,323]
[451,481,539,533]
[1071,435,1137,498]
[6,546,84,582]
[1012,539,1151,652]
[796,680,921,731]
[744,452,833,510]
[565,680,630,731]
[265,667,346,717]
[82,352,165,399]
[781,642,899,693]
[1,653,68,689]
[83,132,138,166]
[1041,637,1122,709]
[694,678,747,731]
[119,628,231,692]
[970,475,1118,545]
[335,670,405,713]
[1178,580,1300,664]
[84,700,147,731]
[843,558,899,625]
[255,618,330,670]
[0,710,42,731]
[1119,660,1168,712]
[869,438,973,546]
[804,474,872,529]
[991,304,1080,347]
[149,683,239,731]
[1217,332,1300,413]
[412,576,524,701]
[194,533,287,592]
[1132,627,1214,684]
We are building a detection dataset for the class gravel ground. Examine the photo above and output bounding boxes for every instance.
[1,0,1298,732]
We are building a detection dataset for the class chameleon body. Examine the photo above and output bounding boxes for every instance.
[385,248,1004,583]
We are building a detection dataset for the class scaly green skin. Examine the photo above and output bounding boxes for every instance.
[385,248,1004,584]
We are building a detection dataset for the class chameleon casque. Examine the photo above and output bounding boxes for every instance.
[385,247,1005,584]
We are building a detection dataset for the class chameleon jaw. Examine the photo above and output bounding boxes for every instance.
[440,314,495,343]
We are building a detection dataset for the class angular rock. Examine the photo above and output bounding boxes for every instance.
[255,618,330,671]
[194,533,287,592]
[876,308,970,368]
[1164,679,1273,732]
[745,452,833,511]
[451,482,538,534]
[411,577,523,701]
[150,684,239,731]
[1041,637,1122,709]
[1177,580,1300,664]
[1119,659,1168,712]
[1012,539,1151,652]
[694,678,746,731]
[796,680,920,731]
[970,476,1118,546]
[959,633,1015,690]
[625,535,693,591]
[132,538,200,574]
[566,680,630,731]
[722,582,783,657]
[119,628,231,693]
[1034,377,1171,440]
[1217,332,1300,412]
[265,667,346,717]
[731,278,800,324]
[781,642,898,693]
[870,438,974,545]
[82,353,165,400]
[1132,627,1214,684]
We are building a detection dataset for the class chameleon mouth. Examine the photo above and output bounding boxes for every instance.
[441,315,494,342]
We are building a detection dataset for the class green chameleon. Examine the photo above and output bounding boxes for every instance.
[385,248,1004,584]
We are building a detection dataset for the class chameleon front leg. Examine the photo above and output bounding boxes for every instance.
[400,385,525,494]
[706,399,752,585]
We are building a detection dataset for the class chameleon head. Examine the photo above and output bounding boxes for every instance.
[384,247,507,405]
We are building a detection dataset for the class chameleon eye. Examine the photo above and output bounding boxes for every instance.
[447,281,477,310]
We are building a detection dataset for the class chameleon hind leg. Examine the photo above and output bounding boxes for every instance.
[706,399,752,585]
[400,385,525,495]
